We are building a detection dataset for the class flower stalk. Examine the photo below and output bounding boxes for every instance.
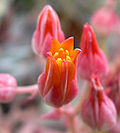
[73,81,89,115]
[16,84,38,98]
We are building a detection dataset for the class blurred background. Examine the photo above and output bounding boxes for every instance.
[0,0,120,132]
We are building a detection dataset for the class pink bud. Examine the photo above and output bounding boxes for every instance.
[0,73,17,102]
[106,74,120,114]
[32,5,65,58]
[108,120,120,133]
[77,23,109,80]
[90,0,118,37]
[80,75,117,131]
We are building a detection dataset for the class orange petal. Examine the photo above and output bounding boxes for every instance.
[60,62,68,100]
[50,39,61,54]
[66,61,75,88]
[61,61,75,101]
[71,48,81,63]
[44,55,60,96]
[61,37,74,52]
[65,61,76,102]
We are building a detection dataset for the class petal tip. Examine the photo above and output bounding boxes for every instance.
[44,5,53,11]
[67,36,74,42]
[83,23,93,32]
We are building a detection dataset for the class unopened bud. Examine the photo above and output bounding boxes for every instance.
[80,75,117,131]
[0,73,17,102]
[90,0,118,37]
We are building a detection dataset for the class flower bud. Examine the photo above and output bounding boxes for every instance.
[38,37,81,107]
[108,120,120,133]
[80,75,117,131]
[0,73,17,102]
[32,5,65,58]
[77,23,109,80]
[105,74,120,114]
[90,0,118,37]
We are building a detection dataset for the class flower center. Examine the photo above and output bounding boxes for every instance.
[53,48,71,63]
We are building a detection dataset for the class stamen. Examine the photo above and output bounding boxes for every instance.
[56,58,62,73]
[56,58,62,64]
[54,52,59,59]
[54,48,71,61]
[65,50,69,56]
[59,48,65,59]
[66,56,71,61]
[59,48,64,53]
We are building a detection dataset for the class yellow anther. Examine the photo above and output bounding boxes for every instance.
[53,52,59,59]
[65,50,69,56]
[66,56,71,61]
[59,48,64,53]
[56,58,62,73]
[63,59,65,61]
[56,58,62,64]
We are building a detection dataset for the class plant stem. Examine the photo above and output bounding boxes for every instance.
[68,116,76,133]
[73,81,89,115]
[62,81,89,133]
[61,108,77,133]
[16,84,38,96]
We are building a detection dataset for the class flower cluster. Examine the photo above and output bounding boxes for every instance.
[0,1,120,133]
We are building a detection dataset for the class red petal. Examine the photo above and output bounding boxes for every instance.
[80,23,99,54]
[38,72,46,97]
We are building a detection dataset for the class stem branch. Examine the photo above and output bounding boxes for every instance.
[16,84,38,98]
[73,81,89,115]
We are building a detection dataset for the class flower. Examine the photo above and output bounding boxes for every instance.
[0,73,17,102]
[108,120,120,133]
[77,23,109,80]
[105,74,120,114]
[32,5,65,58]
[90,0,118,37]
[80,75,117,131]
[38,37,81,107]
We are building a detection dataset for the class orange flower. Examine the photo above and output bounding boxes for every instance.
[38,37,81,107]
